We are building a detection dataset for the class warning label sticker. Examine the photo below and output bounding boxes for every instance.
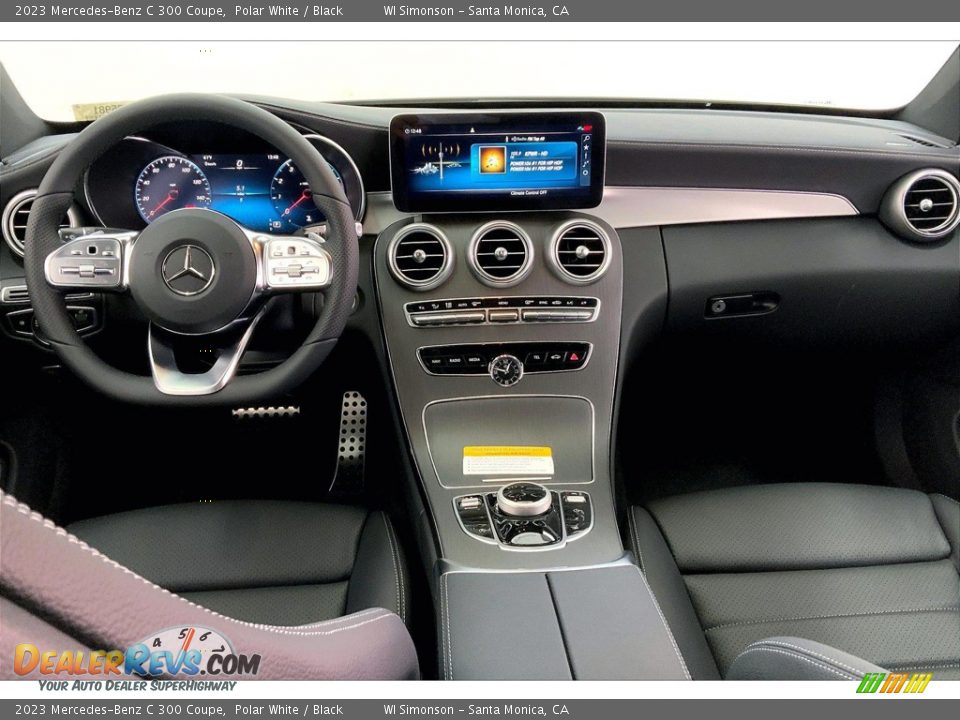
[462,446,555,476]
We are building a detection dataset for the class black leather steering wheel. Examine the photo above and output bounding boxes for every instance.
[23,94,359,406]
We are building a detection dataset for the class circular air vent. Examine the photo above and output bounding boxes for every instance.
[547,220,611,284]
[880,169,960,242]
[468,221,534,287]
[2,189,81,258]
[387,223,454,291]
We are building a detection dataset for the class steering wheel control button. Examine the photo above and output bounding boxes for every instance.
[263,237,332,289]
[45,237,123,289]
[496,482,552,517]
[489,354,523,387]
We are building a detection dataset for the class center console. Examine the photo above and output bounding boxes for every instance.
[374,111,687,679]
[375,211,623,570]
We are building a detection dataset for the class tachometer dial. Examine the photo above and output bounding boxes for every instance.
[269,159,343,231]
[135,156,212,223]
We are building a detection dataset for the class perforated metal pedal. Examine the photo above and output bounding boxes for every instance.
[329,391,367,495]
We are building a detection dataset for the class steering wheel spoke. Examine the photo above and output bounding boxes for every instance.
[44,229,138,292]
[148,305,269,396]
[250,229,334,294]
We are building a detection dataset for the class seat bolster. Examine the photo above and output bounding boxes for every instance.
[727,636,885,681]
[346,511,409,623]
[630,507,720,679]
[930,494,960,572]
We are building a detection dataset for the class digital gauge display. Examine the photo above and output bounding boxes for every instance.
[134,153,345,233]
[135,156,212,221]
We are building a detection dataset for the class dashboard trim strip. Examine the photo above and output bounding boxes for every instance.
[361,186,858,235]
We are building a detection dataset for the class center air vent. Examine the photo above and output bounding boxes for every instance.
[2,189,81,258]
[880,169,960,243]
[387,223,454,291]
[548,220,611,284]
[468,221,534,287]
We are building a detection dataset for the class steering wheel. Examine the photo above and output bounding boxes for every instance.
[22,94,359,406]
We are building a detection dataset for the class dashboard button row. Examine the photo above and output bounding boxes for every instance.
[418,342,590,377]
[405,296,598,327]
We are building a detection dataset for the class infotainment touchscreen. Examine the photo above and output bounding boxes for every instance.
[389,112,605,212]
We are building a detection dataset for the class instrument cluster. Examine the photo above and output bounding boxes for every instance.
[85,124,365,233]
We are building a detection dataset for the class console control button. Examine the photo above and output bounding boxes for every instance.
[489,309,519,323]
[455,495,494,540]
[561,491,593,538]
[406,296,598,327]
[443,355,465,369]
[496,482,552,517]
[411,311,486,326]
[521,309,594,322]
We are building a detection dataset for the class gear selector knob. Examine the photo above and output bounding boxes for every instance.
[496,482,552,517]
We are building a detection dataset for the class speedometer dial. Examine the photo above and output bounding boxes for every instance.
[135,156,212,222]
[269,159,343,231]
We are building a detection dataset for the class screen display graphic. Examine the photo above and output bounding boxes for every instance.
[390,112,605,212]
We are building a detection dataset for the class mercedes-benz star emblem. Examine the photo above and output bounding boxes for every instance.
[161,245,215,296]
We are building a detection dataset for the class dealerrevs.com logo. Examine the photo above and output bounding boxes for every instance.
[14,626,261,678]
[856,672,933,694]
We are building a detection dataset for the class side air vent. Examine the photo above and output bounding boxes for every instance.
[387,223,454,291]
[2,189,81,258]
[880,169,960,242]
[468,221,534,287]
[547,220,611,284]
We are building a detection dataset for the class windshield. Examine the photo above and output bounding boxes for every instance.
[2,40,957,122]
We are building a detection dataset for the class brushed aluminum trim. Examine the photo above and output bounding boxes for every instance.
[361,186,858,235]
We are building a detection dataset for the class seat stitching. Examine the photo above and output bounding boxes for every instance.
[886,662,960,670]
[632,566,691,680]
[0,492,400,637]
[734,647,857,680]
[745,639,866,676]
[629,509,645,572]
[441,573,453,681]
[381,513,404,623]
[705,606,960,632]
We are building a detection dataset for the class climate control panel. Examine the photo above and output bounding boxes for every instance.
[405,296,598,328]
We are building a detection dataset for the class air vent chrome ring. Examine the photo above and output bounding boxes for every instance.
[880,168,960,243]
[467,221,534,288]
[547,219,612,285]
[2,189,81,258]
[387,222,455,292]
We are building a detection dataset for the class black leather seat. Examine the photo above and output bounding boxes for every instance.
[631,483,960,680]
[69,500,409,627]
[0,491,417,679]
